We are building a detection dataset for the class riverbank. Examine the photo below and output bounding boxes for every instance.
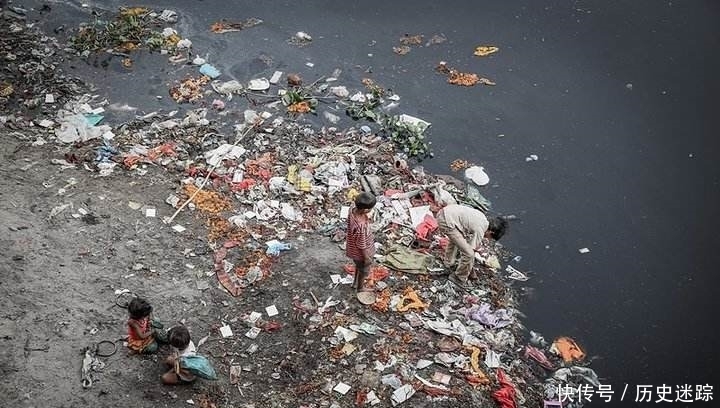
[0,4,604,407]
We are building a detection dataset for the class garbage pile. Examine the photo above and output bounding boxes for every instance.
[0,7,86,115]
[59,99,597,407]
[2,5,602,407]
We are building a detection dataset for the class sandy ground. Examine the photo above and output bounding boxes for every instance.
[0,136,503,408]
[0,134,348,407]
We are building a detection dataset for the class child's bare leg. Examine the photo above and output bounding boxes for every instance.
[356,261,372,292]
[352,260,364,289]
[164,355,176,368]
[162,369,180,385]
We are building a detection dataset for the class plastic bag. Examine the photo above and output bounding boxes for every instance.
[179,355,218,380]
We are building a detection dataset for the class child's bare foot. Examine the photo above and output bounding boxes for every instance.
[162,371,180,385]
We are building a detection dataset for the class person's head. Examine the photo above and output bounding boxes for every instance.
[168,325,191,350]
[422,189,446,214]
[354,192,376,213]
[128,297,153,320]
[485,217,508,241]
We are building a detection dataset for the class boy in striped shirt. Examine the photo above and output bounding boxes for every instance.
[346,192,377,292]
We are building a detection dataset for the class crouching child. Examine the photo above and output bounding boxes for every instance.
[162,325,217,385]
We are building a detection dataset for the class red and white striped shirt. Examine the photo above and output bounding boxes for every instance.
[346,209,375,261]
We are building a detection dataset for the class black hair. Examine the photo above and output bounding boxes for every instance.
[168,325,191,349]
[355,192,377,210]
[128,297,153,320]
[488,217,508,240]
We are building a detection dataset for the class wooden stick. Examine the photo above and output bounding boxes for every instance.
[165,125,257,224]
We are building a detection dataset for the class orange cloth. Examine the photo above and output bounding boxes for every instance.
[469,347,490,384]
[127,317,154,351]
[552,336,586,362]
[368,266,389,282]
[343,265,390,282]
[397,287,428,312]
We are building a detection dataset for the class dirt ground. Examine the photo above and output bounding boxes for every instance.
[0,135,499,408]
[0,133,349,407]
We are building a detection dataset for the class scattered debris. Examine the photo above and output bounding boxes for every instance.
[288,31,313,46]
[436,61,496,86]
[70,7,175,55]
[464,165,489,186]
[393,45,411,55]
[474,45,499,57]
[210,18,263,33]
[169,76,211,103]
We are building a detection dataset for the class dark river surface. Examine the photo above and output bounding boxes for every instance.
[31,0,720,405]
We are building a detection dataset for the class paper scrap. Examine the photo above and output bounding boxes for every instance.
[431,371,451,385]
[340,206,351,219]
[269,71,283,84]
[335,326,358,342]
[416,359,433,369]
[408,205,431,228]
[341,343,357,355]
[248,311,262,323]
[391,384,416,405]
[219,324,233,338]
[245,327,261,339]
[230,365,242,384]
[172,224,186,232]
[484,349,501,368]
[578,247,590,254]
[367,390,380,405]
[333,382,351,395]
[265,304,279,317]
[145,208,156,217]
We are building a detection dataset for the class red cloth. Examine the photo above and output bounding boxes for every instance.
[438,237,449,249]
[492,369,516,408]
[343,264,390,281]
[415,213,438,240]
[346,209,375,260]
[231,178,256,191]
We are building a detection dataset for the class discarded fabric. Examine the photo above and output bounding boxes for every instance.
[468,302,513,329]
[265,240,291,256]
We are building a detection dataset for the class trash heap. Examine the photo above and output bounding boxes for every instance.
[0,7,86,115]
[1,5,602,407]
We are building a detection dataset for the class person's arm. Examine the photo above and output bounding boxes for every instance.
[359,221,375,263]
[445,227,476,257]
[128,320,153,339]
[391,188,422,200]
[391,182,444,200]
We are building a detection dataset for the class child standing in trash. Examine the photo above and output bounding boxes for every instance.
[126,297,164,354]
[162,325,198,384]
[346,192,377,292]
